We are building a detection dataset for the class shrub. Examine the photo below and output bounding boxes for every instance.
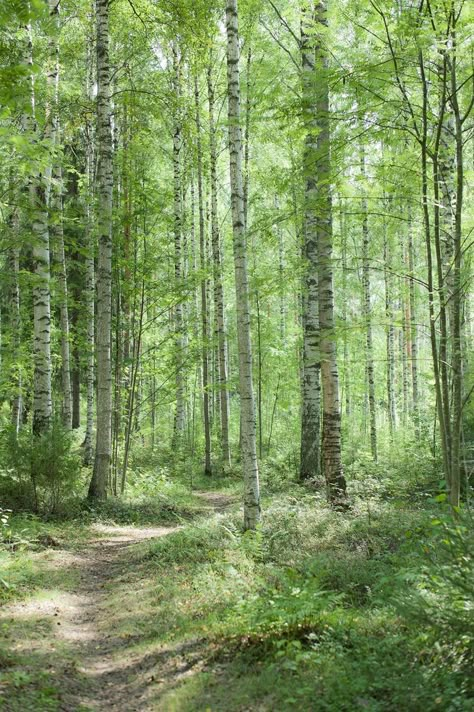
[0,420,82,515]
[231,566,344,649]
[400,507,474,686]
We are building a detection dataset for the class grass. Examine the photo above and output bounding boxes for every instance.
[0,483,472,711]
[93,490,473,710]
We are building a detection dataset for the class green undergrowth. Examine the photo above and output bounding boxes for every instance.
[76,488,204,526]
[137,492,474,710]
[0,480,205,603]
[0,513,87,603]
[0,483,472,710]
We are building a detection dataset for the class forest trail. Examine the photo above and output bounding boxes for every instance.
[0,492,236,711]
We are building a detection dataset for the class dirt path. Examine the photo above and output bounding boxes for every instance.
[0,492,236,711]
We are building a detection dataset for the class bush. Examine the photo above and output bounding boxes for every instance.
[400,507,474,688]
[230,566,343,649]
[0,420,82,515]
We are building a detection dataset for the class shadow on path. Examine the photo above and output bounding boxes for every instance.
[0,492,236,711]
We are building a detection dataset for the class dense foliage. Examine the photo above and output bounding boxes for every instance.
[0,0,472,709]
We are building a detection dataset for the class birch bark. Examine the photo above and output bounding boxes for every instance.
[47,0,72,430]
[88,0,113,499]
[207,62,231,467]
[383,213,397,434]
[407,218,419,424]
[9,240,23,433]
[172,46,186,443]
[83,40,95,466]
[360,146,377,461]
[300,3,321,481]
[195,76,212,476]
[28,21,53,436]
[314,1,346,503]
[225,0,260,529]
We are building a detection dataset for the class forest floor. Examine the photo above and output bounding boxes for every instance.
[0,492,236,711]
[0,483,472,711]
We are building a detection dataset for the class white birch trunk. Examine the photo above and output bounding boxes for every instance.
[27,22,53,436]
[172,47,186,442]
[46,0,72,429]
[314,1,346,503]
[207,62,231,468]
[339,202,351,419]
[407,218,419,423]
[88,0,113,499]
[360,146,377,461]
[195,77,212,476]
[300,4,321,481]
[84,36,95,467]
[225,0,260,529]
[383,211,397,434]
[10,241,23,433]
[53,205,73,430]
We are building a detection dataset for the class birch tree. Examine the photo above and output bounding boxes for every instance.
[47,0,72,430]
[83,37,95,466]
[360,145,377,461]
[195,76,212,476]
[313,1,346,503]
[300,2,321,482]
[225,0,260,529]
[172,45,186,444]
[88,0,113,499]
[28,20,53,437]
[207,60,231,468]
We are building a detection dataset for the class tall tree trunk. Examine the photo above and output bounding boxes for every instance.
[300,3,321,482]
[111,285,122,495]
[47,0,72,430]
[242,46,252,231]
[448,20,466,507]
[360,145,377,460]
[340,201,350,419]
[121,257,146,492]
[255,284,263,460]
[418,50,451,489]
[195,76,212,476]
[172,46,186,443]
[28,21,52,437]
[83,51,95,465]
[10,242,23,434]
[53,209,73,429]
[208,62,231,467]
[383,210,397,434]
[398,234,409,425]
[71,312,81,429]
[275,196,286,342]
[225,0,260,530]
[314,1,346,503]
[88,0,113,499]
[407,217,419,426]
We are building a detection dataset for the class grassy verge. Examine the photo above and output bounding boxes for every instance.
[0,486,472,711]
[97,490,473,710]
